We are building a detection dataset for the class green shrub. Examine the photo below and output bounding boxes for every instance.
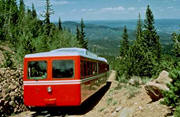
[1,51,14,68]
[162,63,180,107]
[174,106,180,117]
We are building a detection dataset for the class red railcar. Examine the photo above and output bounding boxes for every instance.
[23,48,109,107]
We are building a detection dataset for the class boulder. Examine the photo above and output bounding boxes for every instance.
[145,82,168,101]
[145,70,172,101]
[154,70,172,84]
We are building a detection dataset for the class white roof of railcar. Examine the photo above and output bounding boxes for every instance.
[25,48,107,63]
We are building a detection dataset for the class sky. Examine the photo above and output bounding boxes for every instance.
[23,0,180,22]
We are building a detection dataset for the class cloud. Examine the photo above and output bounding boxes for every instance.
[75,6,126,16]
[167,6,173,9]
[25,0,44,7]
[24,0,70,7]
[51,1,70,6]
[72,9,77,12]
[101,6,125,12]
[128,7,135,11]
[81,8,95,12]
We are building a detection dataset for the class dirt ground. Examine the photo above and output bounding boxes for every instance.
[12,71,172,117]
[80,71,171,117]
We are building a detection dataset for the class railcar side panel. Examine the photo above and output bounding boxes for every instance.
[80,57,109,102]
[81,73,108,102]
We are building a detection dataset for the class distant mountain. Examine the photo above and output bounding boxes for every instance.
[61,21,134,56]
[85,19,180,34]
[59,20,177,56]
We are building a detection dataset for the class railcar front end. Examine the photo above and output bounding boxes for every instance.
[23,56,81,107]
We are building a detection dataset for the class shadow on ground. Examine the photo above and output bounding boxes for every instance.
[32,82,111,117]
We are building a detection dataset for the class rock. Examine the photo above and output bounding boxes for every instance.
[0,68,6,76]
[155,70,172,85]
[4,94,10,101]
[118,107,136,117]
[145,70,172,101]
[0,68,27,116]
[138,106,143,110]
[129,76,142,86]
[9,84,17,90]
[9,101,16,107]
[4,88,11,94]
[145,83,165,101]
[12,111,36,117]
[10,92,16,97]
[4,101,9,106]
[116,106,122,112]
[11,96,15,101]
[0,99,5,106]
[112,111,117,116]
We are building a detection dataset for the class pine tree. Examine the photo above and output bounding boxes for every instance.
[136,13,142,41]
[0,0,81,65]
[9,0,18,25]
[144,5,161,60]
[119,26,129,57]
[172,32,180,57]
[44,0,53,25]
[19,0,25,20]
[0,0,5,41]
[124,14,144,76]
[76,25,80,41]
[128,14,144,76]
[32,3,37,18]
[2,0,19,44]
[43,0,54,36]
[125,12,156,77]
[79,18,88,49]
[58,17,62,31]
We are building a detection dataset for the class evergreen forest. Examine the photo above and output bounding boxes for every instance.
[0,0,87,67]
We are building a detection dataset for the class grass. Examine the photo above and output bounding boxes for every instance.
[114,83,124,90]
[99,107,105,112]
[116,74,129,83]
[107,97,113,105]
[141,77,152,84]
[112,100,118,106]
[126,85,140,99]
[174,106,180,117]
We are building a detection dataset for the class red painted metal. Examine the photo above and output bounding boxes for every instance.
[23,55,109,107]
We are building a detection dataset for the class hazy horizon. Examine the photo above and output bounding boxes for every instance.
[60,19,180,34]
[58,18,180,22]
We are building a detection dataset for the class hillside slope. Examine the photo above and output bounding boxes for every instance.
[61,21,172,56]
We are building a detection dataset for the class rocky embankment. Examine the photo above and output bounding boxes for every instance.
[0,68,27,117]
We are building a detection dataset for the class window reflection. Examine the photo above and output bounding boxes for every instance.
[52,60,74,78]
[28,61,47,79]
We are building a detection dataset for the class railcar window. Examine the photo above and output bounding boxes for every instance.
[52,60,74,78]
[81,61,84,77]
[28,61,47,79]
[87,62,90,76]
[84,62,87,76]
[93,62,97,75]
